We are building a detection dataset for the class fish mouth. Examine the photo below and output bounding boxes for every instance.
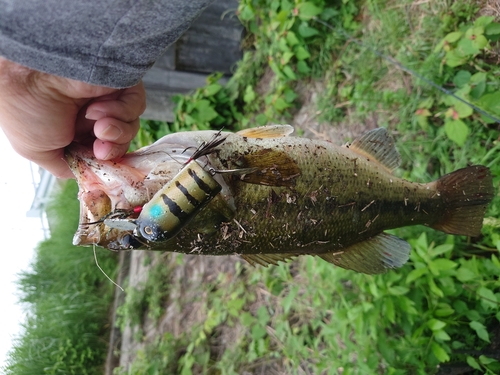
[65,142,184,247]
[65,144,146,246]
[72,189,112,246]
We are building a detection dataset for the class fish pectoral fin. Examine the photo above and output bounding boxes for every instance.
[237,149,301,187]
[241,253,299,267]
[347,128,401,173]
[236,124,294,138]
[318,233,411,274]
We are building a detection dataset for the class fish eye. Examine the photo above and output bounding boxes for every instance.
[144,226,153,235]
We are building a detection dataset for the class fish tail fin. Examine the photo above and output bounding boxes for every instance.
[431,165,494,236]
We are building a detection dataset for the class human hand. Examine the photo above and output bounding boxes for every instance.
[0,57,146,178]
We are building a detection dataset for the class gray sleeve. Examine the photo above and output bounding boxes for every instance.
[0,0,214,88]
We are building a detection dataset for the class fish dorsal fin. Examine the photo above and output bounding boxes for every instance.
[347,128,401,173]
[318,233,410,274]
[237,124,294,138]
[237,148,301,187]
[241,253,298,267]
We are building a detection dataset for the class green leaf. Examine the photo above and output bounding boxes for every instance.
[432,259,458,272]
[430,244,454,257]
[465,26,485,38]
[295,46,311,60]
[445,31,464,43]
[297,60,311,74]
[435,307,455,317]
[456,37,480,56]
[445,49,468,67]
[474,16,494,27]
[274,97,290,111]
[444,119,469,146]
[478,92,500,116]
[479,355,498,365]
[470,321,490,343]
[429,278,444,297]
[298,22,319,38]
[453,70,471,88]
[477,286,498,310]
[470,80,486,100]
[406,267,428,284]
[456,266,477,282]
[485,22,500,36]
[297,2,322,20]
[467,356,482,371]
[453,99,474,118]
[193,100,218,123]
[470,72,487,84]
[431,342,450,362]
[243,85,256,104]
[286,31,300,46]
[203,84,222,97]
[427,319,446,331]
[251,325,267,340]
[473,34,489,50]
[434,329,451,341]
[388,286,409,296]
[238,5,254,21]
[385,297,395,324]
[281,51,294,65]
[282,65,297,80]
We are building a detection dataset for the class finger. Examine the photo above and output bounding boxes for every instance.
[93,139,131,160]
[93,117,140,144]
[85,81,146,123]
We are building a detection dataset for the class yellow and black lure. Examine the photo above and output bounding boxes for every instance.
[134,132,228,242]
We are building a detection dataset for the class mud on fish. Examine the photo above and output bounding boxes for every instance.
[66,125,494,275]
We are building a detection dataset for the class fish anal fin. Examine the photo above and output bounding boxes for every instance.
[237,125,294,139]
[319,233,410,274]
[241,253,298,267]
[237,149,301,187]
[347,128,401,173]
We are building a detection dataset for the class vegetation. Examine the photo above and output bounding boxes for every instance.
[6,0,500,374]
[3,182,119,375]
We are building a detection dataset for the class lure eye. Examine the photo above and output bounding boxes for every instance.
[137,222,162,241]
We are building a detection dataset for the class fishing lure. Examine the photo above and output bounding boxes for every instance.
[93,131,234,245]
[132,130,264,242]
[134,158,223,241]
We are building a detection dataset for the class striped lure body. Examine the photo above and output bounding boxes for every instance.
[135,160,222,242]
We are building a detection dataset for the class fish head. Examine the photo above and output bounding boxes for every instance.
[65,139,193,248]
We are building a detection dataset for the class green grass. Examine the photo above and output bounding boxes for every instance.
[6,0,500,374]
[3,181,119,375]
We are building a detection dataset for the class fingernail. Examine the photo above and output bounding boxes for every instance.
[101,125,123,141]
[86,110,106,120]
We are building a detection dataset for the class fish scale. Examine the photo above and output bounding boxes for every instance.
[184,135,443,254]
[66,126,494,274]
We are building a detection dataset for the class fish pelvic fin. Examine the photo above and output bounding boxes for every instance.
[236,124,294,138]
[319,233,411,274]
[431,165,494,237]
[241,253,299,267]
[347,128,401,173]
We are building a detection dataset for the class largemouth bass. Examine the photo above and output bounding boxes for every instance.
[66,126,494,274]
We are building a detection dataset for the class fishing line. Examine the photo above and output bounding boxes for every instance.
[93,243,124,292]
[313,17,500,125]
